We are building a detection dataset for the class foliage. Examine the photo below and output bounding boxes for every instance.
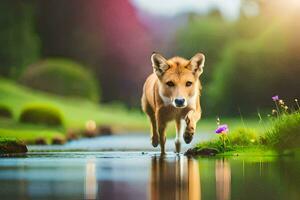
[176,15,235,84]
[0,105,13,119]
[20,58,99,102]
[0,1,40,77]
[207,20,300,115]
[264,112,300,151]
[19,104,64,127]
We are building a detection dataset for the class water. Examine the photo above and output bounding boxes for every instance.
[0,151,300,200]
[1,135,300,199]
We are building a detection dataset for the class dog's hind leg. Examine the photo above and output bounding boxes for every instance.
[142,95,159,147]
[149,112,159,147]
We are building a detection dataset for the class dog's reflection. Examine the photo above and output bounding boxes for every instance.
[215,159,231,200]
[149,156,201,200]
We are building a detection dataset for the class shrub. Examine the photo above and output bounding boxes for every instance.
[19,104,64,126]
[264,112,300,150]
[20,58,99,102]
[0,105,13,118]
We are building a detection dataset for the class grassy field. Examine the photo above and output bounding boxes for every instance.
[0,78,265,143]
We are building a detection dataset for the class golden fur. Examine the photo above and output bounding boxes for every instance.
[141,53,205,154]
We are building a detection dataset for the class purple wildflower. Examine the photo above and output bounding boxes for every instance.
[215,124,229,134]
[272,95,279,101]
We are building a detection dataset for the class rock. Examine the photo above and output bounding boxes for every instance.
[35,137,47,145]
[0,139,28,154]
[185,147,219,156]
[51,136,66,145]
[98,125,113,135]
[83,129,97,138]
[66,129,79,141]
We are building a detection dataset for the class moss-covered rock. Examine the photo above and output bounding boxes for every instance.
[0,138,28,154]
[185,147,219,156]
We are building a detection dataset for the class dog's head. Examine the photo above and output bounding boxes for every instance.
[151,52,205,108]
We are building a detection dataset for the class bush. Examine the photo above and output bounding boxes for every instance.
[20,58,99,102]
[19,104,64,126]
[264,112,300,150]
[0,105,13,118]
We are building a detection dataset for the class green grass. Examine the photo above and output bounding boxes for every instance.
[0,137,21,145]
[0,78,264,143]
[0,78,147,131]
[0,119,64,144]
[264,112,300,150]
[192,111,300,156]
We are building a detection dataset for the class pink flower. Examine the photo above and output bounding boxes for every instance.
[272,95,279,101]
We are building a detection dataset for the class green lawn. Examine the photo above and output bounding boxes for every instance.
[0,78,265,143]
[0,79,147,131]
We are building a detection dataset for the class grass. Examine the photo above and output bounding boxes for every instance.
[0,78,264,144]
[192,107,300,156]
[0,78,147,131]
[0,118,65,144]
[264,112,300,150]
[0,78,148,143]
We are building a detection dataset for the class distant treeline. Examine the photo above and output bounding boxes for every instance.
[0,1,299,116]
[177,3,300,116]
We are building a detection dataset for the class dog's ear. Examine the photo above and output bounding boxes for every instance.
[151,52,169,77]
[187,53,205,76]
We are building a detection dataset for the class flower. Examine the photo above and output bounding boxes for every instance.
[295,99,298,102]
[284,105,288,110]
[272,95,279,101]
[272,109,277,114]
[279,99,284,105]
[215,124,229,134]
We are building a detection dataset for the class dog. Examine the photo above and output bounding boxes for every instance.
[141,52,205,154]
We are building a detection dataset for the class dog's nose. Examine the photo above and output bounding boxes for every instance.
[184,134,193,144]
[174,98,185,107]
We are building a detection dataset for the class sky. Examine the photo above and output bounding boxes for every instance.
[131,0,242,20]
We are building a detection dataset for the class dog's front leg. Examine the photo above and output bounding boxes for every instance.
[184,110,201,144]
[156,114,167,155]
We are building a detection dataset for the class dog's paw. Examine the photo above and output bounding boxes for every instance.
[183,127,194,144]
[151,136,159,147]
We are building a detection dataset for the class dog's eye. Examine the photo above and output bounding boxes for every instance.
[186,81,193,87]
[166,81,175,87]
